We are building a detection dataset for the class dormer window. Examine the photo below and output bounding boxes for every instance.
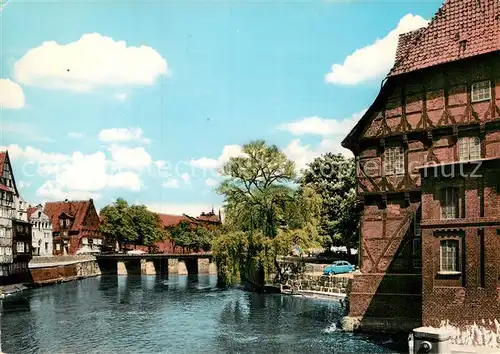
[458,137,481,161]
[384,147,404,175]
[471,81,491,103]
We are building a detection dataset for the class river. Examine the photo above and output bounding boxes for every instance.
[1,275,406,353]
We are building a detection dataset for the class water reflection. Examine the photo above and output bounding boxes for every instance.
[1,275,400,354]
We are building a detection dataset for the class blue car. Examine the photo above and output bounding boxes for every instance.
[323,261,355,275]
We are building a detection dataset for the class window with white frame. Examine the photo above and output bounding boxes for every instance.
[471,81,491,103]
[56,243,61,251]
[384,147,404,175]
[440,239,459,272]
[5,247,11,255]
[16,241,24,253]
[441,187,459,219]
[82,237,88,245]
[458,136,481,161]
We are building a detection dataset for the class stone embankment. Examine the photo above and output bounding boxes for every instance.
[29,257,101,286]
[282,274,351,299]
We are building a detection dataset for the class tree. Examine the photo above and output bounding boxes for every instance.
[99,198,166,250]
[213,140,322,289]
[300,153,359,255]
[129,204,166,247]
[168,222,216,252]
[99,198,137,249]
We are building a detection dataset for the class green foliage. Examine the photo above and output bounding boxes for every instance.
[99,198,166,249]
[168,221,216,252]
[213,140,323,288]
[129,204,166,246]
[99,198,137,246]
[300,153,359,253]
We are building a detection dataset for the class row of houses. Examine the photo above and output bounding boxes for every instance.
[0,150,222,284]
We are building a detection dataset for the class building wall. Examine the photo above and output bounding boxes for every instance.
[421,166,500,327]
[29,207,53,257]
[356,55,500,196]
[348,54,500,331]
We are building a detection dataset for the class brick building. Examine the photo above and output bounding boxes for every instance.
[341,0,500,331]
[44,199,104,255]
[131,209,222,254]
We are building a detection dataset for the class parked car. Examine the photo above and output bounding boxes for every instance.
[323,261,355,275]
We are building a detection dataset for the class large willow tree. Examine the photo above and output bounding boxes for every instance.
[213,140,323,290]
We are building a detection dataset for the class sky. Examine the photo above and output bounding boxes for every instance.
[0,0,442,216]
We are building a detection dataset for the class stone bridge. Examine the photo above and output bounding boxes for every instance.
[96,253,216,276]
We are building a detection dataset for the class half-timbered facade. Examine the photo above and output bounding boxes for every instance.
[44,199,103,255]
[342,0,500,331]
[0,151,33,285]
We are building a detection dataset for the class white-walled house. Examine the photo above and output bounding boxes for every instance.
[0,151,32,285]
[28,204,53,256]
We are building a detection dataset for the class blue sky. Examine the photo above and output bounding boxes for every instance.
[0,0,442,215]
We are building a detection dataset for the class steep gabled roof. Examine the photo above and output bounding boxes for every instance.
[27,207,37,218]
[44,200,92,232]
[343,0,500,150]
[158,214,190,228]
[0,152,5,174]
[0,151,19,195]
[390,0,500,76]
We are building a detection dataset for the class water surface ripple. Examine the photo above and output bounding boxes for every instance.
[2,275,404,353]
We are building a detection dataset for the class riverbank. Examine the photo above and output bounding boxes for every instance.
[0,256,101,297]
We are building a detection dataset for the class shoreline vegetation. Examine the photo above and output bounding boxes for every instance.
[211,140,358,292]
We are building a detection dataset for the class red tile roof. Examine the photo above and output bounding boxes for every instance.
[158,214,190,228]
[196,213,221,223]
[44,200,91,232]
[390,0,500,76]
[0,152,5,175]
[27,207,37,218]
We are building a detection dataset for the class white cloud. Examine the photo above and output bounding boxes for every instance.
[107,144,152,170]
[99,127,150,144]
[279,110,366,137]
[190,144,245,170]
[2,144,143,201]
[18,180,31,189]
[0,79,25,109]
[283,138,354,172]
[205,178,217,187]
[145,202,222,218]
[67,132,84,139]
[13,33,168,92]
[114,93,128,101]
[37,183,101,201]
[189,157,217,170]
[162,179,179,189]
[281,110,365,171]
[325,14,428,85]
[181,173,190,184]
